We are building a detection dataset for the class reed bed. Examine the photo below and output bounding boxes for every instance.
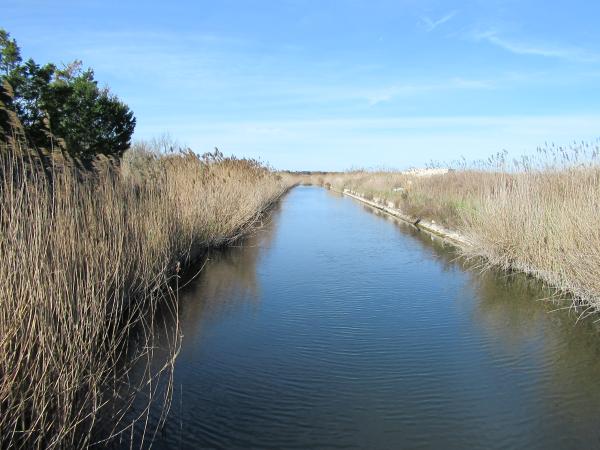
[0,139,289,449]
[305,141,600,311]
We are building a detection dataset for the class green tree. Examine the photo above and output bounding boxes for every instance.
[0,29,21,76]
[0,28,135,159]
[43,64,136,158]
[5,59,56,146]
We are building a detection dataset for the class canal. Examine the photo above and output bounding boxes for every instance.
[134,186,600,449]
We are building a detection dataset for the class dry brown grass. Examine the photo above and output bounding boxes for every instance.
[0,139,290,449]
[303,141,600,311]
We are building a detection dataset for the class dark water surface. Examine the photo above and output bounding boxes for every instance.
[137,186,600,449]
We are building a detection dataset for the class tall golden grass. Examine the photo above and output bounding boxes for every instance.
[305,141,600,311]
[0,139,290,448]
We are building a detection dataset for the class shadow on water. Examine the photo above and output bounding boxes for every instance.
[127,187,600,449]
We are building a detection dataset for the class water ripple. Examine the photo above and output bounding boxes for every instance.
[135,187,600,450]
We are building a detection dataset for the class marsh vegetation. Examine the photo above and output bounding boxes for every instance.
[299,141,600,312]
[0,138,289,448]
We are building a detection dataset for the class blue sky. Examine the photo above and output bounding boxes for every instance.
[4,0,600,170]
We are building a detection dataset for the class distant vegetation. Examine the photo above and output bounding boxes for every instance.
[301,142,600,312]
[0,29,292,449]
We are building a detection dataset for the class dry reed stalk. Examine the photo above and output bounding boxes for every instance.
[0,139,290,449]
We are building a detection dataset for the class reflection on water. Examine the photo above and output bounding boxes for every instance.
[179,205,281,328]
[132,186,600,449]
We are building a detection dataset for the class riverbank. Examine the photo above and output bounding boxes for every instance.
[341,189,468,246]
[0,140,293,449]
[296,143,600,314]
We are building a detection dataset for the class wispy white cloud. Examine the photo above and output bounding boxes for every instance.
[56,30,501,108]
[420,11,457,32]
[364,77,494,105]
[474,30,599,63]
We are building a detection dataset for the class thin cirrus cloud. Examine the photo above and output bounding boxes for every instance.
[420,11,458,32]
[474,30,599,63]
[364,77,494,106]
[65,30,501,109]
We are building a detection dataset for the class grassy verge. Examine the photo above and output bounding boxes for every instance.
[0,139,291,449]
[299,142,600,312]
